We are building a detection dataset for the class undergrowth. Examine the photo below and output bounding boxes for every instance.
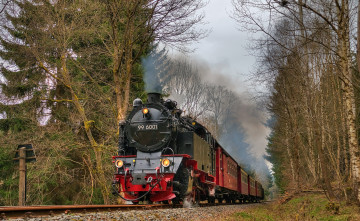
[229,193,360,221]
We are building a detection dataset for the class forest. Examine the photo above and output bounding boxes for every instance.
[1,0,360,206]
[232,0,360,204]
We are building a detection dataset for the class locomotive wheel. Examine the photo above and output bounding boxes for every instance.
[208,196,215,204]
[183,190,199,207]
[172,163,190,201]
[162,200,171,204]
[194,190,201,206]
[146,200,153,205]
[193,189,200,206]
[172,197,180,205]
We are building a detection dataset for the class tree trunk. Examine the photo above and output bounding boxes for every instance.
[60,53,110,204]
[284,122,296,187]
[357,0,360,81]
[121,15,135,118]
[339,1,360,201]
[113,53,125,124]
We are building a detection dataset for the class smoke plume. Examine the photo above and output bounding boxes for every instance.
[141,47,169,93]
[141,50,271,185]
[165,55,272,184]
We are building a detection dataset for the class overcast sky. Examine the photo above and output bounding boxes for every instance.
[189,0,256,86]
[186,0,271,163]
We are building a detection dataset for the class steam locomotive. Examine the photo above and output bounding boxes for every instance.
[112,93,264,204]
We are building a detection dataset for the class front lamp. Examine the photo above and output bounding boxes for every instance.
[142,108,149,114]
[161,158,171,167]
[115,159,124,168]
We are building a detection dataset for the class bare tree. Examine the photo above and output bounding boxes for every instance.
[165,57,209,119]
[0,0,12,14]
[232,0,360,202]
[97,0,208,124]
[0,0,208,204]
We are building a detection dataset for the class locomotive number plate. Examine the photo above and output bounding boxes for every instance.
[137,124,158,131]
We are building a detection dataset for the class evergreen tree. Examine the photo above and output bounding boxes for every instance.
[0,0,205,205]
[0,1,51,132]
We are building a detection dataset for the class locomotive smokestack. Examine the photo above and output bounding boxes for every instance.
[147,92,161,103]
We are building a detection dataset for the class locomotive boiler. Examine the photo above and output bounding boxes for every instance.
[112,92,264,204]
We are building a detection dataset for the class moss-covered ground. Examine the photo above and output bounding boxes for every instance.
[226,193,360,221]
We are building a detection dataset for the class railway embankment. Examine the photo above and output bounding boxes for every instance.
[4,193,358,220]
[1,204,261,221]
[227,192,360,221]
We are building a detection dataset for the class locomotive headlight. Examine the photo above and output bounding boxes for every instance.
[142,108,149,114]
[115,159,124,168]
[161,158,171,167]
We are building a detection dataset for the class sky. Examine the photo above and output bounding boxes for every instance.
[185,0,271,165]
[189,0,256,86]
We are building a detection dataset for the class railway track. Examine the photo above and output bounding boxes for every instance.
[0,204,176,219]
[0,202,256,220]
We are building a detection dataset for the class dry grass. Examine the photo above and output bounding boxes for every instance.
[220,193,360,221]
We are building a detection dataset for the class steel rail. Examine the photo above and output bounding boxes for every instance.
[0,201,262,219]
[0,204,173,219]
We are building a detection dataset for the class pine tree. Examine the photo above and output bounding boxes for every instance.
[0,1,51,132]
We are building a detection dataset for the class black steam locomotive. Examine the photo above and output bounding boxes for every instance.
[112,93,264,204]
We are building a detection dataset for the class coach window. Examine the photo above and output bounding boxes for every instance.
[243,174,248,183]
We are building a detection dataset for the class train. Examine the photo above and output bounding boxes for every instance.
[112,92,264,204]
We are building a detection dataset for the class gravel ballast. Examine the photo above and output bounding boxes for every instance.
[6,204,261,221]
